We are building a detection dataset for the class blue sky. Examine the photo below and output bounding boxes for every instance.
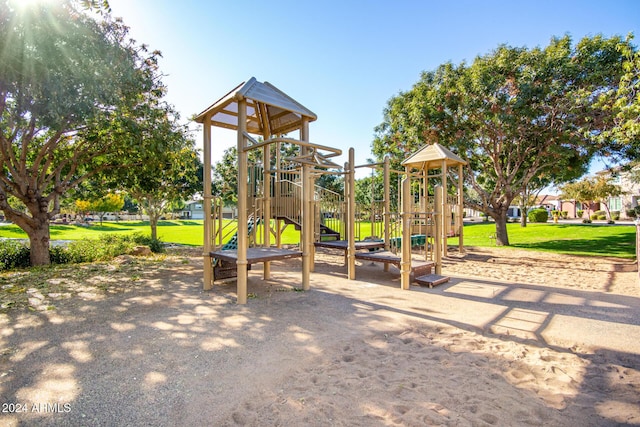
[108,0,640,180]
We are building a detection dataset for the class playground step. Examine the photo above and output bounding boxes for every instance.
[212,258,251,280]
[414,274,450,288]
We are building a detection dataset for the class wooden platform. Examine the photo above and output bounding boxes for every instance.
[209,247,302,264]
[314,240,385,251]
[414,274,450,288]
[209,247,302,281]
[354,250,434,281]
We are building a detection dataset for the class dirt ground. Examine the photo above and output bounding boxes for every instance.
[1,246,639,426]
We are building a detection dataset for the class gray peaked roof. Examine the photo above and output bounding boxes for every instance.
[402,142,467,170]
[195,77,317,135]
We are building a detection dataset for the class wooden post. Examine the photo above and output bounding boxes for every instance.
[301,118,311,290]
[441,160,448,257]
[347,148,356,280]
[262,132,271,280]
[435,185,443,275]
[636,220,640,281]
[275,141,282,249]
[203,115,213,290]
[383,156,390,272]
[236,99,249,304]
[458,163,464,253]
[401,173,411,290]
[422,168,428,261]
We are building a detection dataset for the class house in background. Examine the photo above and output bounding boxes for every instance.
[537,194,559,213]
[599,165,640,219]
[179,200,237,220]
[180,200,204,219]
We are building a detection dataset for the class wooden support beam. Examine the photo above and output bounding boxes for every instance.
[203,115,213,290]
[236,99,249,305]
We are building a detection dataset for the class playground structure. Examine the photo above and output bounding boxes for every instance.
[318,146,466,289]
[401,142,467,257]
[196,78,465,303]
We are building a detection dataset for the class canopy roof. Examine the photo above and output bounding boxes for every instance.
[194,77,317,135]
[402,143,467,170]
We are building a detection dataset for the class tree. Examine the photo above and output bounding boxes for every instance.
[316,173,344,195]
[125,142,202,240]
[212,147,239,206]
[595,35,640,157]
[0,0,165,265]
[91,193,124,224]
[591,175,623,219]
[373,35,633,245]
[513,182,544,227]
[74,199,92,220]
[559,179,596,218]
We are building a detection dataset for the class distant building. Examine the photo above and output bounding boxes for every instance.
[180,200,237,220]
[597,164,640,218]
[180,200,204,219]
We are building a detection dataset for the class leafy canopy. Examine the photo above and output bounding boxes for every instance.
[0,0,176,264]
[373,34,636,245]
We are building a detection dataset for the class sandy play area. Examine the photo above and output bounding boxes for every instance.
[1,246,639,426]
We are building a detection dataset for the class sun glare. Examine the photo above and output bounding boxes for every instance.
[10,0,58,9]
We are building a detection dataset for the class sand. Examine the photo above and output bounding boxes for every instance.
[1,246,639,426]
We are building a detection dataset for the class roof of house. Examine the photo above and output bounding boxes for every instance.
[536,194,559,204]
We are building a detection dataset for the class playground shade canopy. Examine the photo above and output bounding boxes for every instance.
[194,77,317,136]
[402,142,467,169]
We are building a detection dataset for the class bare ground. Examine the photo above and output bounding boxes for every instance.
[0,246,639,426]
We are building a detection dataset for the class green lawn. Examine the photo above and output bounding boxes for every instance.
[452,221,636,258]
[0,219,635,258]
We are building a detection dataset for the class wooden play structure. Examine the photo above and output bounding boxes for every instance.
[196,77,342,304]
[317,145,465,289]
[402,142,467,257]
[196,78,465,303]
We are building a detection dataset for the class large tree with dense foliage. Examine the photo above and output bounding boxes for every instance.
[0,0,168,265]
[373,35,636,245]
[121,109,202,240]
[595,36,640,156]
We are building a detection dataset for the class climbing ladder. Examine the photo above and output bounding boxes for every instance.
[212,215,260,280]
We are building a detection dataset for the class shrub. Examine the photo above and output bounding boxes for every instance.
[66,234,137,263]
[131,232,164,253]
[561,211,568,219]
[590,213,599,220]
[582,218,592,223]
[607,220,615,224]
[577,209,584,218]
[594,210,606,217]
[611,211,620,221]
[49,246,71,264]
[0,240,31,271]
[626,209,637,218]
[528,208,548,223]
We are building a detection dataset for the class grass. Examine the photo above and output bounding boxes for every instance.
[0,219,635,258]
[452,221,636,258]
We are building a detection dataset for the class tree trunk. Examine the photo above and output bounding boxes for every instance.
[494,214,510,246]
[29,224,51,266]
[149,212,159,240]
[520,205,528,228]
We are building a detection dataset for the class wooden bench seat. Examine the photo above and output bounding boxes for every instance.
[354,250,434,282]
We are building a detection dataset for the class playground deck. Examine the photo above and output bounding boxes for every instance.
[314,240,385,251]
[209,247,303,264]
[353,250,434,282]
